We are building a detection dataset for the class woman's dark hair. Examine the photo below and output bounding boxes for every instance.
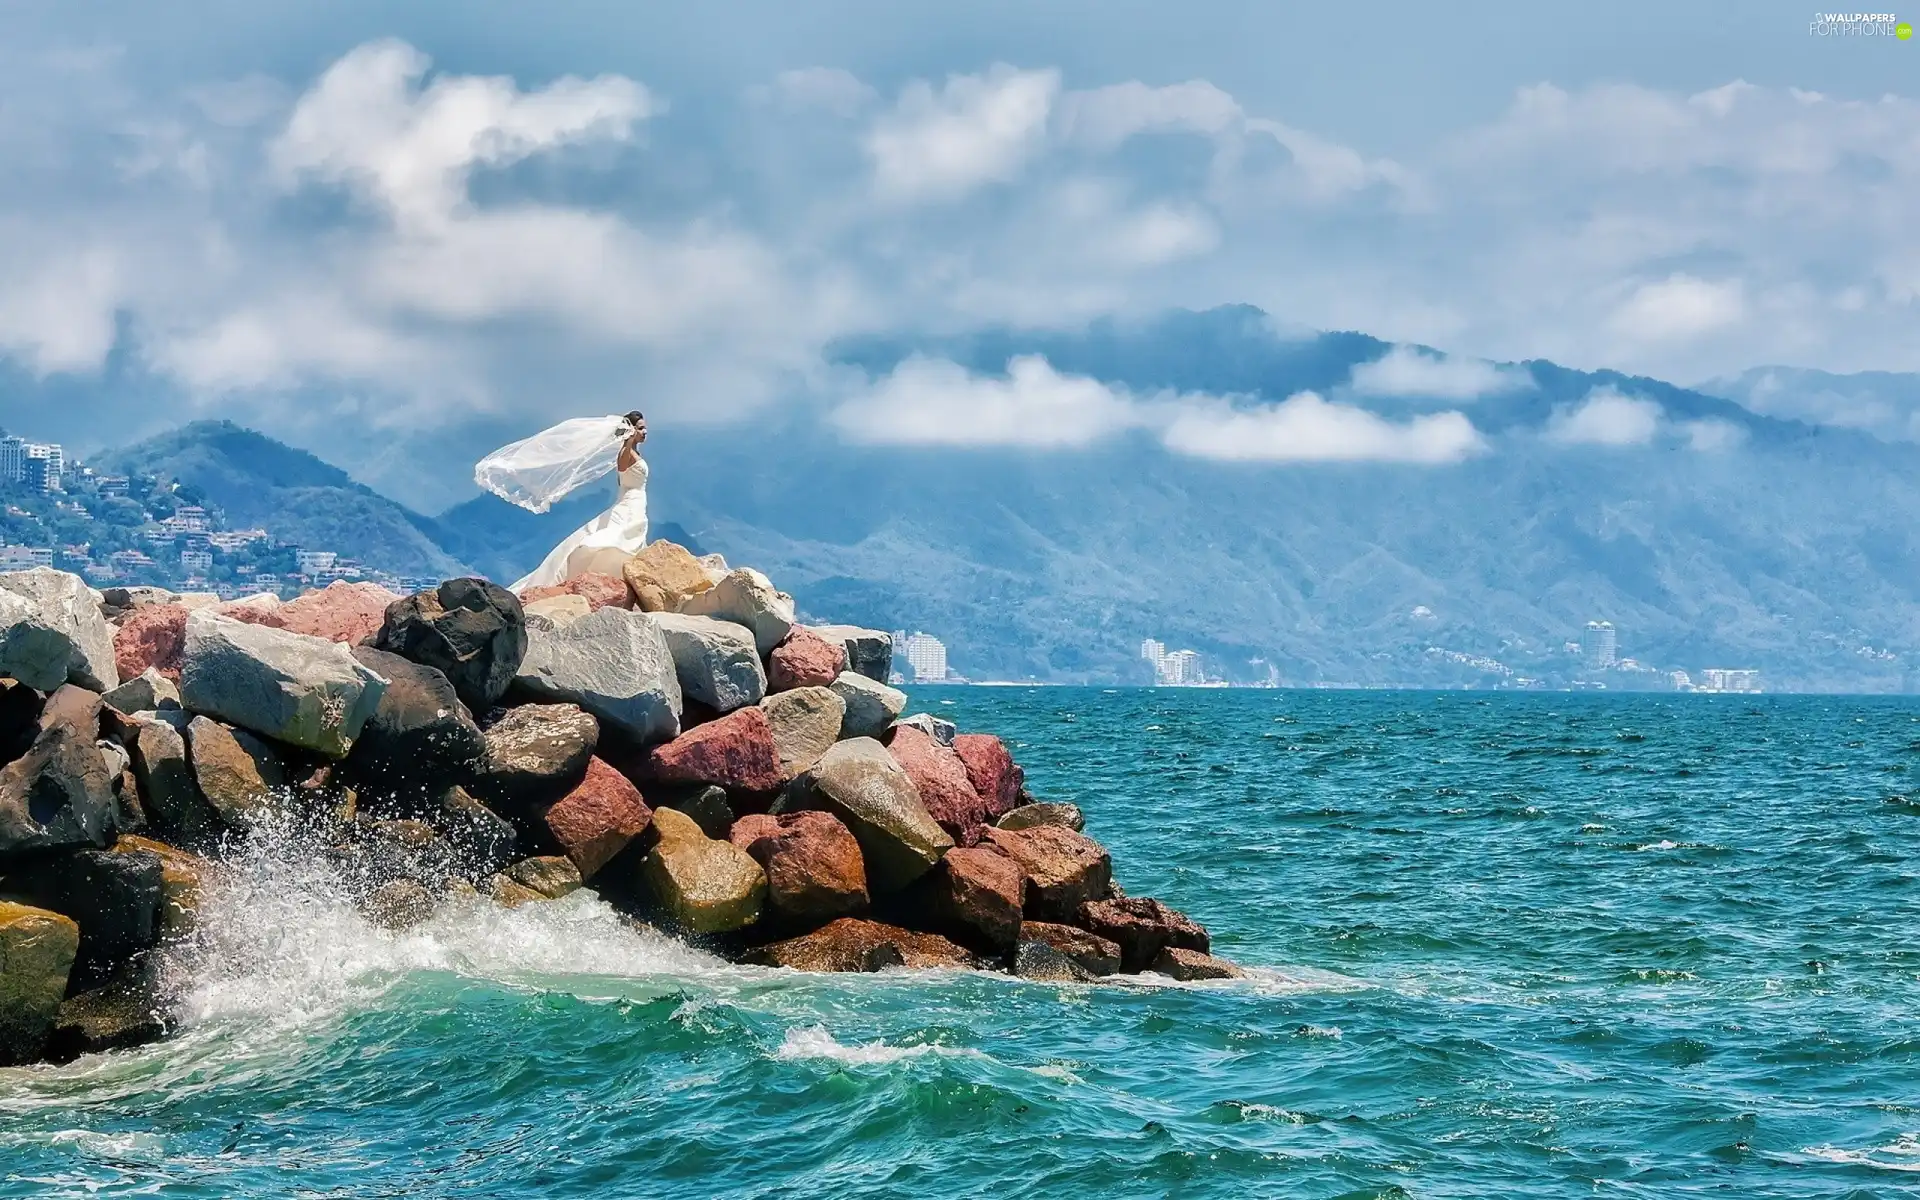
[625,410,645,426]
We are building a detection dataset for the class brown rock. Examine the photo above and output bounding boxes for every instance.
[472,703,598,808]
[539,756,652,879]
[112,603,189,682]
[519,572,631,613]
[501,854,582,899]
[766,627,846,692]
[1017,920,1120,976]
[886,725,993,839]
[109,835,208,938]
[0,684,119,856]
[729,809,867,925]
[750,917,974,972]
[521,594,590,627]
[907,845,1023,953]
[1011,939,1097,983]
[1077,896,1211,973]
[1151,946,1244,981]
[0,901,79,1065]
[485,874,547,907]
[124,714,221,848]
[777,737,952,893]
[759,686,845,781]
[275,581,402,644]
[953,734,1024,820]
[185,715,288,829]
[621,540,716,612]
[643,807,765,933]
[643,705,784,795]
[46,966,170,1061]
[995,802,1085,834]
[363,878,437,930]
[978,824,1112,923]
[2,846,163,989]
[214,597,290,628]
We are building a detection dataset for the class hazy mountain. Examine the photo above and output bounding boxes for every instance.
[1699,366,1920,445]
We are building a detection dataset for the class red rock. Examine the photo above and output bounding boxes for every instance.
[886,725,992,839]
[642,705,784,794]
[750,917,974,972]
[766,627,846,692]
[908,846,1023,953]
[1077,896,1210,973]
[953,734,1024,820]
[274,581,400,644]
[978,824,1112,922]
[113,604,189,682]
[729,809,867,924]
[518,572,631,612]
[214,600,289,629]
[1151,946,1243,981]
[539,757,653,879]
[1018,920,1121,976]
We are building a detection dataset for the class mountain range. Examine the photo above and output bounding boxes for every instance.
[81,307,1920,691]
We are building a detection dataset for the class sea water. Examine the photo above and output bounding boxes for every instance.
[3,689,1918,1198]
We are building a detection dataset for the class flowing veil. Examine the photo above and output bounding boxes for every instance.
[474,415,631,514]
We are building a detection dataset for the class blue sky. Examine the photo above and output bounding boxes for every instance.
[2,0,1916,505]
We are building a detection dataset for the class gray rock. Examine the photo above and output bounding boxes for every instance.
[760,686,845,780]
[344,647,485,802]
[513,606,682,745]
[101,668,180,715]
[649,613,766,714]
[123,713,221,848]
[1012,939,1098,983]
[830,671,908,740]
[179,611,386,759]
[0,568,119,692]
[811,625,894,684]
[0,686,118,858]
[472,703,598,809]
[996,802,1086,833]
[776,737,952,892]
[371,578,528,712]
[891,712,957,747]
[185,715,289,830]
[677,568,794,655]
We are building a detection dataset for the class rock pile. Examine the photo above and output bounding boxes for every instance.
[0,550,1237,1067]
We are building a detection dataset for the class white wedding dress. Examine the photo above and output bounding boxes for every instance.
[510,457,650,592]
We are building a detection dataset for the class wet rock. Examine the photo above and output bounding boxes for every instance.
[953,734,1024,819]
[185,716,288,829]
[1017,920,1120,976]
[484,855,582,906]
[484,874,546,907]
[642,705,785,796]
[518,572,631,614]
[729,809,867,925]
[677,567,793,655]
[0,567,119,692]
[521,594,590,628]
[978,825,1112,923]
[274,580,401,645]
[432,785,519,877]
[767,627,845,693]
[1077,897,1211,973]
[538,757,652,879]
[659,783,734,839]
[512,605,681,745]
[886,724,992,840]
[1,847,162,989]
[905,845,1023,953]
[0,901,78,1065]
[776,737,952,893]
[995,802,1085,834]
[109,835,208,938]
[112,603,189,683]
[1011,939,1097,983]
[363,879,437,930]
[650,613,766,714]
[0,679,42,762]
[642,807,765,934]
[180,611,386,759]
[371,578,529,711]
[759,686,844,781]
[344,648,485,802]
[622,540,717,613]
[123,713,220,849]
[750,917,974,972]
[101,667,181,716]
[1150,946,1243,981]
[891,713,956,747]
[0,685,119,857]
[45,964,171,1061]
[809,625,893,684]
[472,703,598,808]
[829,671,908,740]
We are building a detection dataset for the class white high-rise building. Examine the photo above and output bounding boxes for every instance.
[0,437,25,485]
[1584,621,1617,670]
[1159,649,1202,685]
[1140,639,1166,669]
[902,632,949,682]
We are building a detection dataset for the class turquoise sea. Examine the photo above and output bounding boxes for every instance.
[4,689,1919,1197]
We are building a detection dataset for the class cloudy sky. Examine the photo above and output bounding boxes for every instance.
[2,0,1916,507]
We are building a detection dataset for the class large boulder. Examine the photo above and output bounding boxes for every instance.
[953,734,1025,818]
[810,625,893,684]
[0,568,118,692]
[0,901,79,1065]
[538,757,652,879]
[485,855,583,906]
[101,668,181,716]
[766,627,845,693]
[518,572,631,613]
[830,672,907,740]
[642,807,766,934]
[677,567,793,655]
[274,581,402,644]
[759,687,845,781]
[512,606,681,745]
[729,809,868,925]
[1,847,162,989]
[642,705,784,795]
[649,613,766,714]
[891,713,957,747]
[0,685,118,857]
[1012,939,1098,983]
[1151,947,1244,981]
[371,578,528,711]
[996,802,1084,834]
[179,611,386,759]
[886,724,993,839]
[1077,897,1211,973]
[185,716,288,829]
[777,737,951,893]
[344,647,486,802]
[433,785,520,877]
[905,845,1024,954]
[1017,920,1121,976]
[123,713,221,848]
[621,540,716,613]
[521,593,590,629]
[978,824,1113,923]
[471,703,597,808]
[749,917,974,972]
[109,835,208,938]
[113,603,190,682]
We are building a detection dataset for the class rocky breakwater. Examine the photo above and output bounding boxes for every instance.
[0,549,1237,1068]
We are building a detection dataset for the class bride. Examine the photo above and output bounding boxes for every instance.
[473,411,651,593]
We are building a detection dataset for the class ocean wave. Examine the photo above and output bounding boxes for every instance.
[772,1024,982,1066]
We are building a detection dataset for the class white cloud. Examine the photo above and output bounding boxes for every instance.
[761,67,876,117]
[1161,391,1484,464]
[0,244,121,374]
[865,65,1058,202]
[1348,345,1529,400]
[1607,274,1745,344]
[1056,80,1241,149]
[1681,418,1746,452]
[1545,387,1664,446]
